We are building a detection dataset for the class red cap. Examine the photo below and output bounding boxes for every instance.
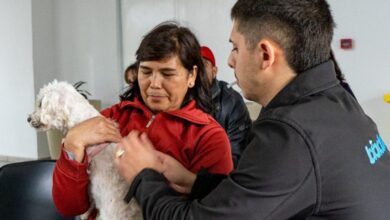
[200,46,216,66]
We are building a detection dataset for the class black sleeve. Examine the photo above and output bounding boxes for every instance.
[128,120,317,220]
[125,169,227,202]
[189,168,227,200]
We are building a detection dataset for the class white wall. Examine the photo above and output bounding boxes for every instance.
[122,0,176,67]
[32,0,122,108]
[177,1,237,84]
[54,0,123,108]
[0,0,122,159]
[329,0,390,144]
[0,0,37,159]
[32,0,56,158]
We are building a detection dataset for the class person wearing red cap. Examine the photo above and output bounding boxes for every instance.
[200,46,252,167]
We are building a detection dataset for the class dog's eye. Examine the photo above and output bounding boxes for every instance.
[38,101,42,108]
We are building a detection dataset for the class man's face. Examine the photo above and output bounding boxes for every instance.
[202,58,217,85]
[228,21,262,102]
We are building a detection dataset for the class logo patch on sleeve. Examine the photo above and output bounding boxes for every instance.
[365,134,388,165]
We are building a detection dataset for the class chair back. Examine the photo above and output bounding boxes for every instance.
[0,160,75,220]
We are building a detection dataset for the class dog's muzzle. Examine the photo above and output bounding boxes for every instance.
[28,115,43,129]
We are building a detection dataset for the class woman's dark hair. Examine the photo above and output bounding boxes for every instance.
[121,21,212,113]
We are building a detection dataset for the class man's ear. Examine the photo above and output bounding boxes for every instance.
[212,66,218,79]
[257,39,276,70]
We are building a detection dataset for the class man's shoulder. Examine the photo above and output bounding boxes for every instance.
[217,80,243,100]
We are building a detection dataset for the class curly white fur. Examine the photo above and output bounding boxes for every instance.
[28,80,142,220]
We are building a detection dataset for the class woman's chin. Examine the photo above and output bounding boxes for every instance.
[146,102,165,113]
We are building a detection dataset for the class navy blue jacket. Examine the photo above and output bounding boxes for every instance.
[127,61,390,219]
[211,80,252,167]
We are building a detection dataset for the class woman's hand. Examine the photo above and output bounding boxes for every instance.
[64,116,121,162]
[157,152,196,195]
[114,130,162,183]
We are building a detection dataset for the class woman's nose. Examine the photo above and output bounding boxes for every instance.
[150,74,162,88]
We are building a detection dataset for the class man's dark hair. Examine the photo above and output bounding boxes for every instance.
[231,0,335,73]
[129,21,212,113]
[124,62,138,84]
[120,62,139,100]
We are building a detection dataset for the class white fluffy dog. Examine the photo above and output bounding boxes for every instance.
[28,80,142,220]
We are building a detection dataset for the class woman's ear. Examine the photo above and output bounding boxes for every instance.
[188,65,198,88]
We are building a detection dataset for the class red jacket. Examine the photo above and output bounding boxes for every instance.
[52,98,233,217]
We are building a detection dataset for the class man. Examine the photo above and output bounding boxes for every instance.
[120,62,138,100]
[124,62,138,86]
[115,0,390,219]
[201,46,252,167]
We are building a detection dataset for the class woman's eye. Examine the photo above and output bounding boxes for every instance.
[231,47,238,52]
[141,71,152,75]
[161,71,176,77]
[162,73,173,77]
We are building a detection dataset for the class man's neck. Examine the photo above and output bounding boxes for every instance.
[259,66,296,107]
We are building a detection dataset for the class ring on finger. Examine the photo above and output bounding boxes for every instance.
[116,149,125,158]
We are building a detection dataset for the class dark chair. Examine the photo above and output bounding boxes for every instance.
[0,160,75,220]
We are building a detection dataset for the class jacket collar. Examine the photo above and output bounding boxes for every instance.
[211,79,221,99]
[118,97,210,125]
[265,60,339,110]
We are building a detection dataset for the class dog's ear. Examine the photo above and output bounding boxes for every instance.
[57,87,74,116]
[39,90,68,130]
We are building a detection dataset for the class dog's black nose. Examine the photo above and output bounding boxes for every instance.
[27,116,31,123]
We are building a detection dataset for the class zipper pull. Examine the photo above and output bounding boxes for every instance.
[146,115,156,128]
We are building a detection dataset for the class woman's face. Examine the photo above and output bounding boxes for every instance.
[138,56,197,113]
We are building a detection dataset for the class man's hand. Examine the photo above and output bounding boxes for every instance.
[114,130,162,183]
[114,130,196,194]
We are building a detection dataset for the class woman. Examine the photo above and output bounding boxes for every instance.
[52,22,233,219]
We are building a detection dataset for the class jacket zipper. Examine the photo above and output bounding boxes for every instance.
[146,115,156,128]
